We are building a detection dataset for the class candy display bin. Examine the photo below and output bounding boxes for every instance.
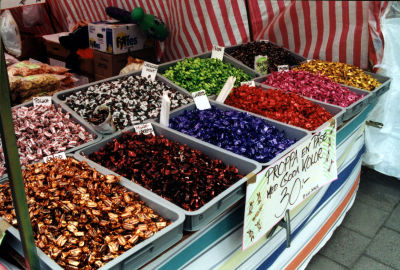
[54,71,192,135]
[0,99,102,180]
[224,40,307,73]
[254,74,373,122]
[169,100,310,167]
[157,51,261,95]
[0,155,185,270]
[76,122,261,231]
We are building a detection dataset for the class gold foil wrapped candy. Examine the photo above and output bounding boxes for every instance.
[294,59,381,91]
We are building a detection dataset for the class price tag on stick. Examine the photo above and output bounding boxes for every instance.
[211,45,225,60]
[192,90,211,110]
[134,123,155,136]
[277,65,289,72]
[216,76,236,103]
[141,62,158,81]
[33,96,52,107]
[43,152,66,163]
[240,81,256,87]
[160,91,171,126]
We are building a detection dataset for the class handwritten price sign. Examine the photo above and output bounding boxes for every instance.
[243,119,337,250]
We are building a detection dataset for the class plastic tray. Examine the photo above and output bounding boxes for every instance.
[224,40,307,73]
[0,99,101,180]
[157,51,261,94]
[363,71,391,99]
[234,83,345,130]
[0,156,185,270]
[293,61,392,100]
[254,75,372,122]
[76,122,261,231]
[169,101,310,167]
[53,71,193,133]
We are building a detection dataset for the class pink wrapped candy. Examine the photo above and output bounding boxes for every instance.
[0,105,94,177]
[262,70,363,107]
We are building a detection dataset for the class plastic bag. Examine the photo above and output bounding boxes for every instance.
[0,10,22,57]
[364,2,400,178]
[22,4,44,28]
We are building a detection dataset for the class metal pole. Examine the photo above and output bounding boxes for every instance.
[0,43,40,269]
[245,0,254,42]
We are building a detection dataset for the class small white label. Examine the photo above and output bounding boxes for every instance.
[306,59,312,63]
[134,123,155,136]
[277,65,289,72]
[211,45,224,60]
[192,90,211,110]
[33,96,52,107]
[240,81,256,87]
[141,62,158,81]
[159,91,171,127]
[260,39,269,43]
[216,76,236,103]
[43,152,66,163]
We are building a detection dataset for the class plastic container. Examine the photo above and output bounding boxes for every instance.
[234,82,345,130]
[254,75,372,122]
[157,51,261,94]
[363,71,391,98]
[76,122,261,231]
[0,99,101,179]
[169,100,310,167]
[0,156,185,270]
[224,41,307,72]
[53,71,192,133]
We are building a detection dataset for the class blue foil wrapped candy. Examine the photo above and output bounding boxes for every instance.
[169,106,296,163]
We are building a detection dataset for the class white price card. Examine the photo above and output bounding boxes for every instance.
[192,90,211,110]
[134,123,155,136]
[211,45,225,60]
[43,152,66,163]
[159,91,171,127]
[33,96,52,107]
[240,81,256,87]
[277,65,289,72]
[141,62,158,81]
[216,76,236,103]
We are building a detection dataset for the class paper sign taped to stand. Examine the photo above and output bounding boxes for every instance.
[211,45,224,60]
[141,62,158,81]
[242,119,337,250]
[216,76,236,103]
[160,91,171,126]
[192,90,211,110]
[33,96,51,107]
[134,123,155,136]
[43,152,67,163]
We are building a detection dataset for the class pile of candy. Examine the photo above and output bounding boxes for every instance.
[169,106,296,163]
[225,85,333,130]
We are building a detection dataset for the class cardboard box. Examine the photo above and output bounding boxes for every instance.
[93,50,128,77]
[43,32,70,61]
[79,58,94,76]
[89,21,146,54]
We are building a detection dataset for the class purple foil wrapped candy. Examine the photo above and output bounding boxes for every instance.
[169,106,296,163]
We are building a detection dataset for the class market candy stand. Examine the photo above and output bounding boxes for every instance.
[0,1,395,270]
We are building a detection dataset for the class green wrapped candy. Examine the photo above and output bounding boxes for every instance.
[163,58,252,95]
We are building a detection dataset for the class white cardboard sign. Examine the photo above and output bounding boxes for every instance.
[192,90,211,110]
[243,119,337,250]
[141,62,158,81]
[134,123,155,136]
[33,96,51,107]
[211,45,224,60]
[43,152,66,163]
